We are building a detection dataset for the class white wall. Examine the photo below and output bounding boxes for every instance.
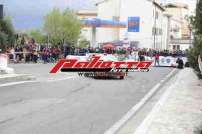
[81,28,93,42]
[119,0,153,48]
[96,0,121,45]
[119,0,167,49]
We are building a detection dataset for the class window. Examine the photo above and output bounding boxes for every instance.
[177,45,180,50]
[152,27,156,35]
[159,29,163,35]
[152,28,162,35]
[155,11,159,19]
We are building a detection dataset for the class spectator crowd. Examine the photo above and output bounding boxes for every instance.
[3,39,187,64]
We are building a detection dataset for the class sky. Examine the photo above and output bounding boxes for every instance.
[1,0,99,30]
[0,0,197,31]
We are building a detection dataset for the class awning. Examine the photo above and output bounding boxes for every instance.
[82,18,126,28]
[103,43,115,49]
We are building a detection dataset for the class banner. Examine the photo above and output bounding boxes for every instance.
[158,56,188,67]
[159,56,176,66]
[128,17,140,32]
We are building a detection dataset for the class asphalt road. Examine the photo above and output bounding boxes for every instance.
[0,64,174,134]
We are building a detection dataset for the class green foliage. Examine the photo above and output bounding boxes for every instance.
[188,0,202,78]
[0,31,8,51]
[0,17,15,51]
[44,8,81,46]
[79,38,90,48]
[28,29,46,44]
[195,0,202,35]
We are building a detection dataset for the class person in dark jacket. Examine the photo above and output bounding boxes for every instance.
[176,58,184,69]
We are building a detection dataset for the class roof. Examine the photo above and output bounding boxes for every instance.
[165,3,189,9]
[96,0,166,12]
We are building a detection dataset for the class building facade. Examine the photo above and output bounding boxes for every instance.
[164,3,192,50]
[78,0,193,51]
[95,0,169,50]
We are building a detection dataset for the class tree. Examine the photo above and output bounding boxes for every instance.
[79,38,90,48]
[0,31,8,51]
[0,17,15,51]
[28,29,46,44]
[44,9,81,46]
[188,0,202,78]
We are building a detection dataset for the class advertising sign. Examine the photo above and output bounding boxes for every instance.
[128,17,140,32]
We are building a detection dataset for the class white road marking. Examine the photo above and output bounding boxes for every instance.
[45,76,77,82]
[0,81,37,87]
[0,76,77,87]
[104,69,177,134]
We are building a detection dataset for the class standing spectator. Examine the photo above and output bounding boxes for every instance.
[32,49,38,63]
[15,46,23,62]
[148,49,154,59]
[10,47,16,62]
[42,47,49,64]
[155,52,160,66]
[139,51,145,61]
[131,50,139,61]
[176,58,184,69]
[52,47,60,62]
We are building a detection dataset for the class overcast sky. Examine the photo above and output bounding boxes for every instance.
[0,0,197,30]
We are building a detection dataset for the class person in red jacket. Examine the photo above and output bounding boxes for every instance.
[155,52,160,66]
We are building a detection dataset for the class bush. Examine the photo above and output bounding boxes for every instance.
[187,0,202,79]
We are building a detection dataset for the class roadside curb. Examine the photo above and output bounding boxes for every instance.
[133,73,178,134]
[133,68,201,134]
[0,74,36,85]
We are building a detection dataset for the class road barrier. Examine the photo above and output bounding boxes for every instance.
[0,53,14,74]
[0,54,8,68]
